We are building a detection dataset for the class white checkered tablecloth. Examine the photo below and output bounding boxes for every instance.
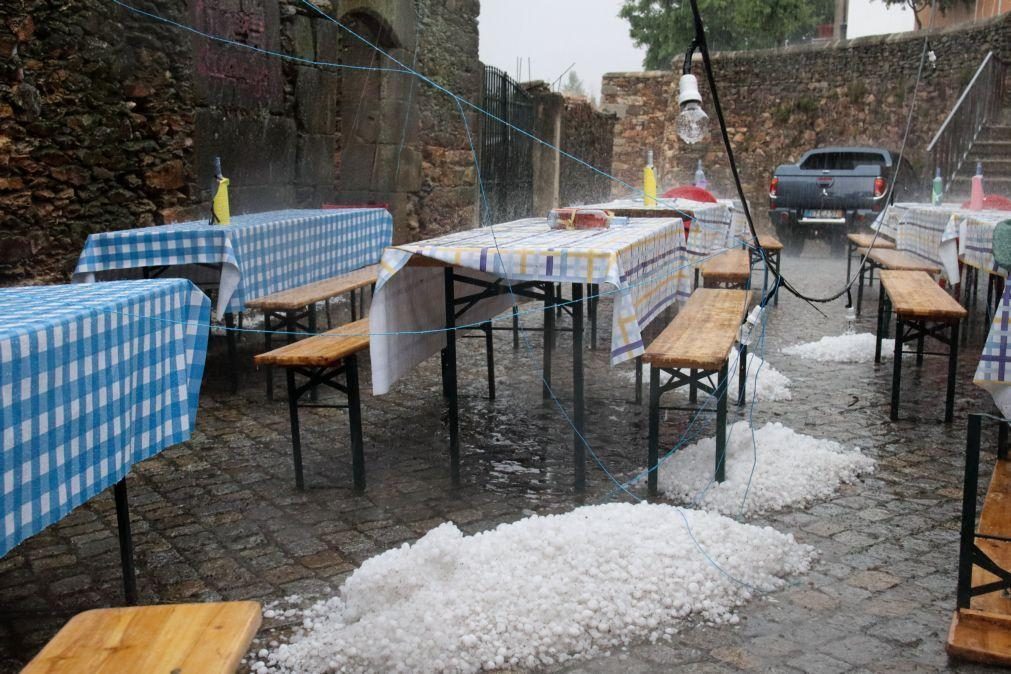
[369,217,694,395]
[73,209,394,319]
[1,279,210,556]
[941,210,1011,279]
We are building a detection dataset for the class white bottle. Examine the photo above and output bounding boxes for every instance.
[694,160,707,190]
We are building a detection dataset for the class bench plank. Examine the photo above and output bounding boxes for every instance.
[880,270,967,321]
[23,601,261,674]
[756,234,783,253]
[848,232,896,250]
[867,249,941,273]
[701,249,751,284]
[246,264,378,312]
[643,288,751,370]
[947,458,1011,664]
[253,317,370,367]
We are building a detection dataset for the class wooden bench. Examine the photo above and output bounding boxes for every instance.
[643,288,751,497]
[856,248,941,316]
[847,231,896,292]
[699,249,751,289]
[254,318,371,491]
[23,601,261,673]
[745,234,783,306]
[875,270,967,422]
[949,414,1011,665]
[246,265,379,400]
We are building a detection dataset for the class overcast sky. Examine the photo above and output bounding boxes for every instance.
[477,1,916,100]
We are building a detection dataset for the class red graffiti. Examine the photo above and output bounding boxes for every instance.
[193,0,279,102]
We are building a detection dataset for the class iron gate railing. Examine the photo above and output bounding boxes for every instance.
[479,65,534,226]
[928,52,1007,189]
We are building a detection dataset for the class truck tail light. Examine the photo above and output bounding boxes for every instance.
[769,177,778,207]
[874,177,886,198]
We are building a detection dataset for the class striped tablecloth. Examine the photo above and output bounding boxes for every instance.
[73,209,393,319]
[1,279,210,556]
[876,203,1010,282]
[369,217,694,395]
[976,283,1011,418]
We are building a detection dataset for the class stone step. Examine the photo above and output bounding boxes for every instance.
[949,174,1011,194]
[965,158,1011,176]
[979,125,1011,142]
[968,139,1011,157]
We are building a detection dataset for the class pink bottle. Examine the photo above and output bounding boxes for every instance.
[970,161,985,210]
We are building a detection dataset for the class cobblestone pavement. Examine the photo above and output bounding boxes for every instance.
[0,251,1006,673]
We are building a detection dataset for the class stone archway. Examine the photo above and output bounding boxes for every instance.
[335,4,420,241]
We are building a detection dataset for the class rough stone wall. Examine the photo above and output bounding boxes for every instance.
[559,96,616,206]
[0,0,197,281]
[409,0,480,241]
[601,12,1011,229]
[0,0,479,282]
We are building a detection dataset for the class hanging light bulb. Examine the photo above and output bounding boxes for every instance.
[676,75,710,145]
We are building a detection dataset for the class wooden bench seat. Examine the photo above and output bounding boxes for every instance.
[757,233,783,252]
[847,232,896,250]
[856,248,942,316]
[645,288,751,496]
[700,249,751,288]
[23,602,261,674]
[246,264,379,312]
[249,265,378,400]
[876,270,966,422]
[254,319,371,491]
[253,318,370,368]
[866,249,942,273]
[949,418,1011,665]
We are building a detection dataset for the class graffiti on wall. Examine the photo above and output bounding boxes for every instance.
[192,0,281,106]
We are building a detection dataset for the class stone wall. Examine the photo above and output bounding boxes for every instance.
[559,96,616,207]
[0,0,479,282]
[601,12,1011,230]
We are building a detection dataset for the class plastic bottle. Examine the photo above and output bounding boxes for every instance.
[970,161,985,210]
[931,167,943,206]
[643,150,657,207]
[694,159,707,190]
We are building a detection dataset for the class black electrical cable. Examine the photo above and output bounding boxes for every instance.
[686,0,936,307]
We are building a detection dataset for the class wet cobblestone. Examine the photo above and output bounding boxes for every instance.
[0,252,1006,672]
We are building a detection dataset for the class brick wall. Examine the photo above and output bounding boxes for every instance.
[601,12,1011,231]
[0,0,480,282]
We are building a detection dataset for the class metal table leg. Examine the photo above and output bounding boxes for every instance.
[113,478,138,606]
[891,318,904,421]
[647,365,661,498]
[572,283,586,492]
[224,312,238,393]
[542,283,555,400]
[443,268,460,486]
[715,362,728,483]
[946,321,960,424]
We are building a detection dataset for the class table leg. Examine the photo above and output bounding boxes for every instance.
[891,318,903,421]
[286,370,305,490]
[773,251,781,306]
[715,362,728,483]
[264,313,274,401]
[634,356,643,405]
[346,355,366,492]
[946,320,959,424]
[512,306,519,349]
[875,283,885,364]
[308,308,318,402]
[647,366,661,498]
[113,478,138,606]
[572,283,586,493]
[225,312,238,393]
[957,414,983,609]
[444,268,460,486]
[543,282,555,400]
[846,242,853,286]
[738,343,747,407]
[857,263,866,316]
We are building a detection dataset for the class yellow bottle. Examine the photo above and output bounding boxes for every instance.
[211,156,231,225]
[643,149,657,207]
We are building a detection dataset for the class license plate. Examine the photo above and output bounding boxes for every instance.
[804,209,844,218]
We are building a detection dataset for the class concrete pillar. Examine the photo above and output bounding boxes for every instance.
[528,86,564,214]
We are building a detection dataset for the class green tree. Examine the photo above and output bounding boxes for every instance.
[620,0,835,69]
[874,0,972,29]
[561,71,587,97]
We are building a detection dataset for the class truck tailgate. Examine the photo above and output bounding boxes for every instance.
[774,165,880,212]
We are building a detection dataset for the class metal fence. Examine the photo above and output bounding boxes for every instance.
[927,52,1008,188]
[479,65,534,226]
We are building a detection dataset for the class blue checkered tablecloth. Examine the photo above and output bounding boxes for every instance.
[1,279,210,556]
[73,209,394,319]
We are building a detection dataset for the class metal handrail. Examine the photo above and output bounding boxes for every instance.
[927,52,1007,189]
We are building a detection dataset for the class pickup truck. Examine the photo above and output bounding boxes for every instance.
[768,147,920,252]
